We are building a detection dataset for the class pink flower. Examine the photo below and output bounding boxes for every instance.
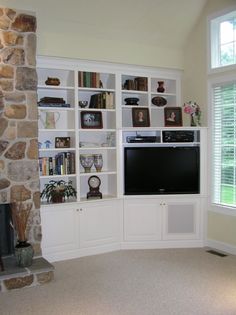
[183,101,200,116]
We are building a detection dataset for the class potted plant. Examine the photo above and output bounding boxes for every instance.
[41,180,77,203]
[11,201,34,267]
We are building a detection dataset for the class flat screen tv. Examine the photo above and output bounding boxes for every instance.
[124,146,200,195]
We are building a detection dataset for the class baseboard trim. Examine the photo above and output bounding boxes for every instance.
[205,239,236,255]
[42,243,121,263]
[121,240,204,250]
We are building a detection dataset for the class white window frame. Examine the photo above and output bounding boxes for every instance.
[208,74,236,217]
[208,5,236,74]
[208,6,236,216]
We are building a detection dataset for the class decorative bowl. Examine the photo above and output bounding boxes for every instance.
[124,98,139,105]
[45,77,60,86]
[151,96,167,107]
[79,101,88,108]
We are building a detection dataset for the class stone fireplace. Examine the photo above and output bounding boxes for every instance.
[0,7,54,291]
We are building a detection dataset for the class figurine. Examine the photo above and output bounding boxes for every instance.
[44,140,52,149]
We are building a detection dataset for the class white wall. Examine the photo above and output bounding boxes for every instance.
[0,0,184,69]
[183,0,236,248]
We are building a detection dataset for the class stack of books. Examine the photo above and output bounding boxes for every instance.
[38,97,71,108]
[39,152,75,176]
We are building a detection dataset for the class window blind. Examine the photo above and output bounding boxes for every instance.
[212,81,236,207]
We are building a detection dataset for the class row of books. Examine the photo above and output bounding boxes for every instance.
[123,77,148,91]
[39,152,75,176]
[79,71,102,88]
[89,92,114,109]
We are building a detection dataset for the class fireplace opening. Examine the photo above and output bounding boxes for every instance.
[0,204,14,258]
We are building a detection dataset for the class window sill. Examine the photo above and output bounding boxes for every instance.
[209,203,236,217]
[208,63,236,76]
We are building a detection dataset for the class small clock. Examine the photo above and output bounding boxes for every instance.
[87,176,102,199]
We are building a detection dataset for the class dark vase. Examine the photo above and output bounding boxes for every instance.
[15,241,34,267]
[157,81,165,93]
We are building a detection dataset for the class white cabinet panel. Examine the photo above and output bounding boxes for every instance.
[41,204,79,255]
[124,199,162,241]
[79,200,121,248]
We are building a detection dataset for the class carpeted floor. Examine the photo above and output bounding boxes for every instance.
[0,248,236,315]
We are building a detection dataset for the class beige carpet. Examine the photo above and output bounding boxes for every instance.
[0,248,236,315]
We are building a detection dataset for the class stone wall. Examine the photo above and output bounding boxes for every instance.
[0,8,41,256]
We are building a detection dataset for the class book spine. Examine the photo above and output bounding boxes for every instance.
[39,158,42,176]
[52,157,56,175]
[49,157,53,175]
[70,152,75,174]
[96,73,100,88]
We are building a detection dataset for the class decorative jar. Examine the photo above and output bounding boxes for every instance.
[157,81,165,93]
[80,154,94,173]
[93,154,103,172]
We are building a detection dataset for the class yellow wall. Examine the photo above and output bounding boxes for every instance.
[183,0,236,247]
[208,212,236,246]
[0,0,183,69]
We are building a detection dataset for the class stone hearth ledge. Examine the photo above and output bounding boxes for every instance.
[0,257,54,292]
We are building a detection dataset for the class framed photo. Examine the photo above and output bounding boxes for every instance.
[81,111,103,129]
[55,137,70,148]
[164,107,183,127]
[132,107,150,127]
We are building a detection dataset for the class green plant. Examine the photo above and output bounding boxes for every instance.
[41,180,77,203]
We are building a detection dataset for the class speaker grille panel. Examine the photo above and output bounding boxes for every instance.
[168,204,195,234]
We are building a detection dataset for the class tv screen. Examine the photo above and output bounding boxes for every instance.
[124,146,200,195]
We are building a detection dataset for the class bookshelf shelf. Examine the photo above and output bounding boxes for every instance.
[38,85,74,90]
[39,148,76,152]
[38,129,75,132]
[38,107,75,111]
[40,174,77,179]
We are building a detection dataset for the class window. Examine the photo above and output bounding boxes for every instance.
[210,10,236,69]
[212,80,236,207]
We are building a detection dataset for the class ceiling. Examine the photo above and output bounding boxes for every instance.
[37,0,208,49]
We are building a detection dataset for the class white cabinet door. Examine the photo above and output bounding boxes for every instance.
[124,199,162,241]
[79,199,121,248]
[40,204,79,258]
[162,197,202,240]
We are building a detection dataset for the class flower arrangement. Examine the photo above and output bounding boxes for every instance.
[183,101,201,126]
[11,201,32,243]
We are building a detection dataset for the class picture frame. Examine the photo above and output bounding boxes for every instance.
[132,107,150,127]
[164,107,183,127]
[81,111,103,129]
[55,137,71,148]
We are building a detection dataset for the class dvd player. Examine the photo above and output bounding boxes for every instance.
[127,136,158,143]
[162,130,194,142]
